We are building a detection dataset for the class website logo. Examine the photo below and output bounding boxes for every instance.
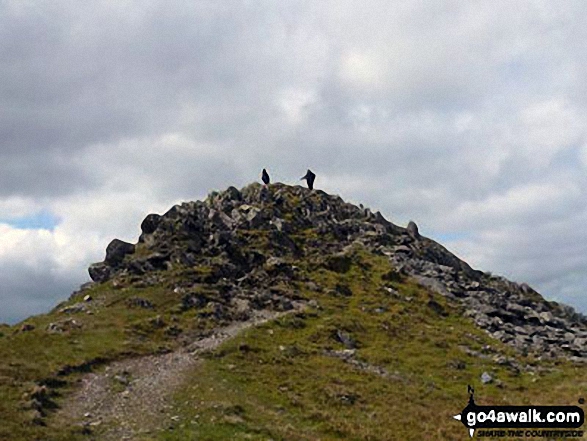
[453,386,585,438]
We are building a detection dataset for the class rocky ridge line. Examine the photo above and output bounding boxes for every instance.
[86,183,587,361]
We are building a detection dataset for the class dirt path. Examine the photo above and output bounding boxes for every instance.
[55,308,298,440]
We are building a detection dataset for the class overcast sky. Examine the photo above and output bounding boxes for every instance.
[1,0,586,324]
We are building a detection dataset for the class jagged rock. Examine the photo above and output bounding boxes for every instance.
[203,302,228,320]
[308,299,319,309]
[88,263,112,283]
[140,213,162,234]
[393,245,412,255]
[264,257,295,278]
[114,371,131,386]
[47,318,82,333]
[181,293,208,310]
[278,298,294,311]
[573,337,587,348]
[539,311,554,325]
[105,239,135,266]
[78,182,587,362]
[407,221,419,238]
[415,276,452,298]
[208,209,235,230]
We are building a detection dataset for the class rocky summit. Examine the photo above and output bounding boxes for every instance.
[90,182,587,362]
[2,182,587,441]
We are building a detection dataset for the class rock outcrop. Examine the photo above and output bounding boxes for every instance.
[88,183,587,361]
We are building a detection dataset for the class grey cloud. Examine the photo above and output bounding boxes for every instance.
[0,152,97,197]
[0,261,81,325]
[1,0,587,322]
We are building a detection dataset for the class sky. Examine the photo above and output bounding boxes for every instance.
[1,0,587,324]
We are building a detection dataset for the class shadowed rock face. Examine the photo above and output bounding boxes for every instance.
[105,239,135,266]
[87,182,587,361]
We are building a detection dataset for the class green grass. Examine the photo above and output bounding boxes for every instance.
[0,245,585,440]
[0,278,230,441]
[158,250,587,440]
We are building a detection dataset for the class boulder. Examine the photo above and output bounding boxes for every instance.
[105,239,135,266]
[407,220,420,238]
[88,262,112,283]
[140,213,162,234]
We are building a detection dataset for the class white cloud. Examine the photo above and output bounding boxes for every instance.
[2,0,587,323]
[339,50,387,89]
[448,181,581,230]
[517,98,585,166]
[0,197,43,219]
[278,88,317,125]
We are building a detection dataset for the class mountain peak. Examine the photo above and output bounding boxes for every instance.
[3,182,587,439]
[87,182,587,362]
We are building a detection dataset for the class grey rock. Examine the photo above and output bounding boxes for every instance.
[414,276,452,298]
[47,318,82,333]
[19,323,35,332]
[88,262,112,283]
[573,337,587,348]
[335,330,357,349]
[539,311,554,325]
[181,293,208,310]
[105,239,135,266]
[126,297,154,309]
[407,220,420,238]
[59,303,86,314]
[245,207,264,228]
[80,182,587,362]
[140,213,162,234]
[481,371,493,384]
[393,245,412,255]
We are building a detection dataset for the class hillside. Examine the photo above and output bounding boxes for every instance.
[0,182,585,440]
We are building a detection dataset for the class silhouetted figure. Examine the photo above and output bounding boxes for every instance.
[300,169,316,190]
[261,168,270,185]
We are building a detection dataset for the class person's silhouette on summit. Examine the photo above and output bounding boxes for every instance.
[300,169,316,190]
[261,168,270,185]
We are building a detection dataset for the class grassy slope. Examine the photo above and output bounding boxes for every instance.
[160,250,587,441]
[0,274,226,441]
[0,245,585,440]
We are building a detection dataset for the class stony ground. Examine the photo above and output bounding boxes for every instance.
[55,307,302,440]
